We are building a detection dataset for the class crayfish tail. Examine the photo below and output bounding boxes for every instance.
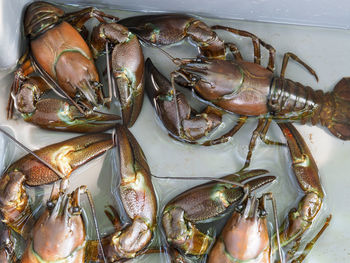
[322,77,350,140]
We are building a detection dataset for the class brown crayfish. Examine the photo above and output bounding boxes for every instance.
[160,122,331,262]
[7,1,145,132]
[121,14,350,144]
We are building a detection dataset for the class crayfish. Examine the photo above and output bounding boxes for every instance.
[7,1,145,132]
[122,13,350,145]
[159,122,330,262]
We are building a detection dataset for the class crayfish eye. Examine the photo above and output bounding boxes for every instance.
[93,81,101,88]
[235,204,244,213]
[70,206,82,215]
[46,201,55,210]
[191,76,198,82]
[259,209,268,217]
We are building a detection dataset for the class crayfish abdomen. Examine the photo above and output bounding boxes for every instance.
[269,76,350,140]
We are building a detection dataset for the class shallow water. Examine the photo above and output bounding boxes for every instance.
[1,2,350,262]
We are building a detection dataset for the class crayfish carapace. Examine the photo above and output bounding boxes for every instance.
[8,1,145,132]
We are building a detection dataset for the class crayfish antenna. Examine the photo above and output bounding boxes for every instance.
[151,174,246,188]
[105,41,113,105]
[260,193,284,263]
[83,187,108,263]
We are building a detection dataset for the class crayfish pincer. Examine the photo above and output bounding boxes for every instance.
[0,133,113,236]
[90,23,144,128]
[101,125,157,262]
[8,1,145,131]
[145,58,223,142]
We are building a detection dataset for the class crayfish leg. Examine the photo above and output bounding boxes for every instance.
[211,25,276,71]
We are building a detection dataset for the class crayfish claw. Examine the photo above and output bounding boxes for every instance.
[276,123,325,260]
[103,125,157,261]
[91,23,145,127]
[145,58,223,142]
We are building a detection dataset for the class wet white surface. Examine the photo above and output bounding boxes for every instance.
[1,3,350,263]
